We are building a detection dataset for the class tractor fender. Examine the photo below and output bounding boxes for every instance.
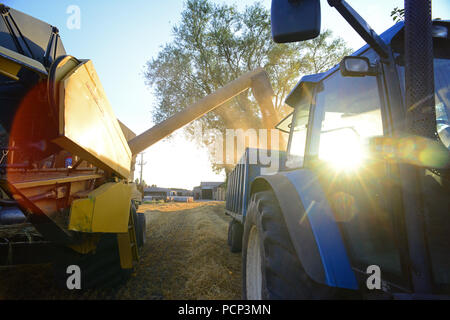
[250,169,358,290]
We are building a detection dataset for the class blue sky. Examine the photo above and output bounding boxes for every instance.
[4,0,449,189]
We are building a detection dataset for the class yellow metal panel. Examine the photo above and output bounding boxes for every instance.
[118,120,137,181]
[51,56,80,82]
[118,120,136,141]
[117,233,134,269]
[69,197,95,232]
[68,182,132,233]
[90,182,132,232]
[130,183,142,202]
[0,45,47,76]
[117,210,139,269]
[54,60,131,178]
[0,55,21,80]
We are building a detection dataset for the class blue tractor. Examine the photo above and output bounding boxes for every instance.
[225,0,450,299]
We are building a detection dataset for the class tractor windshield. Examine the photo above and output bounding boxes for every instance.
[433,57,450,149]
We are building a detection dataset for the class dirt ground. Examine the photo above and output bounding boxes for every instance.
[0,201,242,300]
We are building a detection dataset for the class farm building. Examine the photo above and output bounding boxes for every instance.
[212,183,226,201]
[143,187,175,201]
[193,182,225,200]
[143,187,193,201]
[170,188,193,196]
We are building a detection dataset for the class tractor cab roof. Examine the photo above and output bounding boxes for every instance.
[285,22,406,109]
[285,20,449,109]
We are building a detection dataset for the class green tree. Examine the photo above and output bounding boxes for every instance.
[390,7,405,23]
[144,0,351,172]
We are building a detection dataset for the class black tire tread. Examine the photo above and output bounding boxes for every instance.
[243,190,341,299]
[137,212,146,247]
[227,220,233,247]
[229,219,243,253]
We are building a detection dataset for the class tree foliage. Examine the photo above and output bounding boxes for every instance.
[391,7,405,23]
[144,0,351,171]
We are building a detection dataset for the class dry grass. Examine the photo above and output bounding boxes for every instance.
[0,201,241,300]
[142,201,241,299]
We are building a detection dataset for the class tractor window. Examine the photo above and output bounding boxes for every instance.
[287,107,310,168]
[310,72,384,165]
[286,83,315,169]
[434,58,450,149]
[309,55,404,282]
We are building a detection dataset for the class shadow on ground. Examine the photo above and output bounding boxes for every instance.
[0,201,241,300]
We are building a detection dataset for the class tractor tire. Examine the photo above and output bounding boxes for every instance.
[228,219,243,253]
[242,190,340,300]
[52,233,132,289]
[135,212,146,248]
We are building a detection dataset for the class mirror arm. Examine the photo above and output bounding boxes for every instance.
[327,0,389,58]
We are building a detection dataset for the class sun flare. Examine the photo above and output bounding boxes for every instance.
[318,127,365,171]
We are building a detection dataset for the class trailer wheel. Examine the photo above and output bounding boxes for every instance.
[52,233,132,289]
[242,190,338,299]
[228,219,243,253]
[227,220,233,246]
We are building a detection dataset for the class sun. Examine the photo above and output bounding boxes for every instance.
[318,127,365,171]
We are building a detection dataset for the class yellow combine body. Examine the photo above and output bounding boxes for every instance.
[0,4,278,288]
[54,59,132,179]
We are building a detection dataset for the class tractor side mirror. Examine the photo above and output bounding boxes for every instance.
[271,0,321,43]
[339,56,377,77]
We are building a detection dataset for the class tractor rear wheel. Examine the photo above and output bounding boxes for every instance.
[242,190,339,299]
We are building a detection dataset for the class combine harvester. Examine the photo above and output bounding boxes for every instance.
[0,4,277,288]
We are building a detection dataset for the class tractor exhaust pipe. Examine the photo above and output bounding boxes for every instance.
[404,0,436,138]
[127,68,278,156]
[402,0,435,294]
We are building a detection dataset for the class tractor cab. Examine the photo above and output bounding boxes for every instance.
[276,12,450,295]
